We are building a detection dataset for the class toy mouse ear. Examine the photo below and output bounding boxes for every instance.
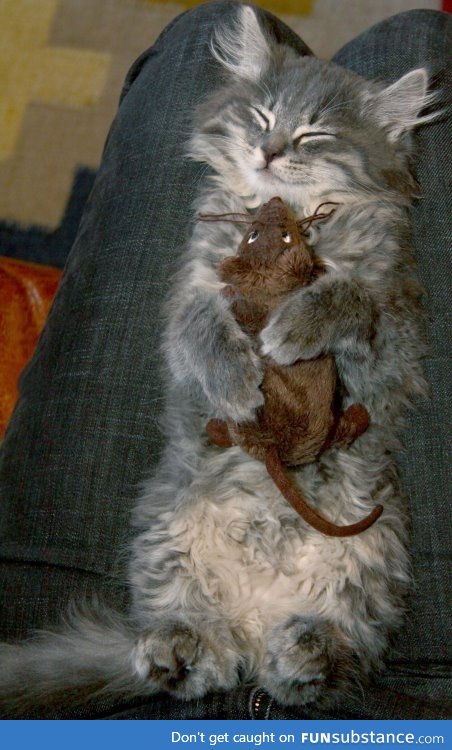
[211,5,272,81]
[373,68,437,140]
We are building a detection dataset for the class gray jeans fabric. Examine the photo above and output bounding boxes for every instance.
[0,2,450,719]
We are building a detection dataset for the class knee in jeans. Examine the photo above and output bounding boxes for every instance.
[333,8,450,78]
[371,9,449,55]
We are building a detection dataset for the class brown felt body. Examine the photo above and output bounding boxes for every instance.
[206,197,381,536]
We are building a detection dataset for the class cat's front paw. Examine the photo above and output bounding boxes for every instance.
[203,337,264,422]
[260,290,330,365]
[132,620,239,699]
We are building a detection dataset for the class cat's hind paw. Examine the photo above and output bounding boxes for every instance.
[132,620,239,699]
[262,616,354,707]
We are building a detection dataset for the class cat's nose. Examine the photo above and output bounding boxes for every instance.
[261,136,286,167]
[262,145,283,167]
[262,145,282,166]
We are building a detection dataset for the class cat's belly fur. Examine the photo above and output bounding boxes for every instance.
[132,452,380,669]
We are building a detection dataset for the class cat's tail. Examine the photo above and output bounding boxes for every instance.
[0,603,150,718]
[265,446,383,537]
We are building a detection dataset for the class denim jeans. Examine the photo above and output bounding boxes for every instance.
[0,2,450,719]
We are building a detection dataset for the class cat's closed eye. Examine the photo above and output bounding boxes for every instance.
[250,105,275,132]
[292,127,336,147]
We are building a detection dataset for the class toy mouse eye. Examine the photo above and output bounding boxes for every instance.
[282,231,291,243]
[247,230,259,244]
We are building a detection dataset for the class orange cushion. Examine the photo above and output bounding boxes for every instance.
[0,257,62,439]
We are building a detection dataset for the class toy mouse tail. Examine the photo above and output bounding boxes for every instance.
[265,446,383,537]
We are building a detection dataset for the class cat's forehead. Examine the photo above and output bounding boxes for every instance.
[250,94,338,131]
[259,63,362,123]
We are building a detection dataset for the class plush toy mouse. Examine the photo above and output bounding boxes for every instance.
[204,196,383,536]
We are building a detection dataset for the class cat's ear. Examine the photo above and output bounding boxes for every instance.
[211,5,271,80]
[374,68,436,140]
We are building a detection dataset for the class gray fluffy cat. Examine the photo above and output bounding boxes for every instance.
[0,5,438,715]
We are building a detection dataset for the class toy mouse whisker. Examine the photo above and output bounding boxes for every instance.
[198,201,340,233]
